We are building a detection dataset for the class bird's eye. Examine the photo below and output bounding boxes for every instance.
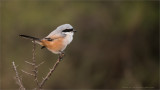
[62,29,73,32]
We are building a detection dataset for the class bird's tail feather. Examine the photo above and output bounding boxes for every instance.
[19,35,41,44]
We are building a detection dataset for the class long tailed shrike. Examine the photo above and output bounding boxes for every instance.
[20,24,76,54]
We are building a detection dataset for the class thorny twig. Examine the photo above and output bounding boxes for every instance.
[12,61,25,90]
[21,70,35,77]
[32,40,40,88]
[36,61,45,68]
[39,53,64,88]
[21,40,43,89]
[14,39,64,89]
[25,61,34,66]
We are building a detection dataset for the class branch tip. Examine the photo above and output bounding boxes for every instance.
[12,61,25,90]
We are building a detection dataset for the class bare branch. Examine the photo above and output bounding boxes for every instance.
[14,39,65,89]
[32,40,40,88]
[12,61,25,90]
[21,70,35,77]
[20,41,41,89]
[36,61,45,68]
[25,61,34,66]
[39,53,64,88]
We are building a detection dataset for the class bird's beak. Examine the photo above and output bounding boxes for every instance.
[73,29,77,32]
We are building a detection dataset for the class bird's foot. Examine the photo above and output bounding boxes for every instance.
[58,51,65,61]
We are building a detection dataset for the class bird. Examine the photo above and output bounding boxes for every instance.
[19,24,76,56]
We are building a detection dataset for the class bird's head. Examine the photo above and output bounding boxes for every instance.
[57,24,76,36]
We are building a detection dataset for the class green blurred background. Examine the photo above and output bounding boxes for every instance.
[0,0,159,89]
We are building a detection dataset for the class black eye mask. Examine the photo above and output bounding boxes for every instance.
[62,29,73,32]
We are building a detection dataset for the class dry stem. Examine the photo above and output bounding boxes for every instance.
[21,40,42,89]
[21,70,35,76]
[36,61,45,68]
[39,53,64,88]
[12,61,25,90]
[14,39,64,89]
[32,40,39,88]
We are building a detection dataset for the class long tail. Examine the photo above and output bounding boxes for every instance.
[19,35,41,44]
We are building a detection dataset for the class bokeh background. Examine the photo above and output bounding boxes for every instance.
[0,0,159,90]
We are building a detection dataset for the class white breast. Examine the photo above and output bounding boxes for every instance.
[63,32,73,45]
